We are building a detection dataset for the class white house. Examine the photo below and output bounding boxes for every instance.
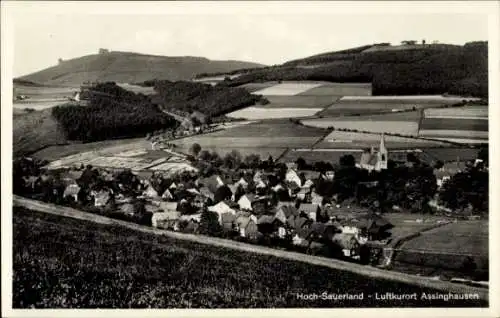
[237,194,257,211]
[285,169,302,187]
[208,201,236,222]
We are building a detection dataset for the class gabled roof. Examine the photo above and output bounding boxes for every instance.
[235,215,256,229]
[299,203,320,214]
[257,215,276,224]
[199,186,214,199]
[239,193,257,203]
[63,184,81,197]
[276,203,299,218]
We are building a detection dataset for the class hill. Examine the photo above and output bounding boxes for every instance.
[210,42,488,98]
[16,51,265,86]
[13,108,69,157]
[13,208,486,308]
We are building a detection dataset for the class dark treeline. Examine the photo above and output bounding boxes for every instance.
[215,42,488,98]
[147,80,266,117]
[52,82,177,142]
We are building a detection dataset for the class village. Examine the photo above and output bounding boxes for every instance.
[14,131,488,268]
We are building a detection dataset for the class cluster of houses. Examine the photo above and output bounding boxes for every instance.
[26,160,394,260]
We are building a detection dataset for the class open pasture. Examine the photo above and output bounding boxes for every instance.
[239,82,277,93]
[419,118,488,132]
[418,130,489,140]
[340,95,473,104]
[14,209,483,308]
[227,106,322,120]
[172,122,326,149]
[315,131,449,149]
[174,136,323,149]
[297,83,372,96]
[424,106,488,120]
[302,119,419,135]
[263,95,341,108]
[395,221,488,277]
[116,83,156,95]
[14,84,77,99]
[201,121,327,138]
[251,82,324,96]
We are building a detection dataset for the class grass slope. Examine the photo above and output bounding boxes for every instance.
[17,51,264,86]
[13,208,486,308]
[13,109,69,157]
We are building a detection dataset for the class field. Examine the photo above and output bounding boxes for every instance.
[240,83,276,93]
[423,106,488,120]
[251,82,324,96]
[263,95,341,108]
[394,221,488,280]
[13,208,486,308]
[313,131,449,150]
[227,107,323,120]
[44,146,193,174]
[419,118,488,132]
[32,138,147,162]
[116,83,156,95]
[172,121,327,149]
[303,120,419,135]
[296,83,372,96]
[13,109,69,157]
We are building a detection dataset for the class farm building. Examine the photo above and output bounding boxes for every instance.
[285,169,302,187]
[275,203,300,224]
[298,203,321,221]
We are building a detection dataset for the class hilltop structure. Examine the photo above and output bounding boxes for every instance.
[357,134,388,172]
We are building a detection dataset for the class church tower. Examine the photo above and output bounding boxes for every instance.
[375,133,388,171]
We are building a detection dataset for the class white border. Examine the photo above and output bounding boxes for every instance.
[2,1,499,317]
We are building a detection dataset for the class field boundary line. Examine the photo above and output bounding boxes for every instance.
[13,196,488,301]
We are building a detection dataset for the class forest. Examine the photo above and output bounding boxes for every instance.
[146,80,266,117]
[52,82,177,142]
[215,42,488,98]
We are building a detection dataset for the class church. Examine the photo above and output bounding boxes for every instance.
[356,133,388,172]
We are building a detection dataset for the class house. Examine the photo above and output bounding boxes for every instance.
[257,215,282,236]
[169,182,178,190]
[285,169,302,187]
[296,187,311,201]
[90,189,112,207]
[332,233,360,257]
[235,177,249,189]
[159,201,178,213]
[208,201,236,222]
[118,202,136,217]
[199,186,215,201]
[275,203,299,224]
[221,212,237,231]
[63,184,81,202]
[311,192,324,206]
[237,194,258,211]
[143,183,160,199]
[255,179,267,190]
[162,189,175,201]
[302,179,315,189]
[179,213,202,223]
[200,175,226,193]
[287,215,312,233]
[324,170,335,181]
[298,203,320,221]
[235,214,259,238]
[152,211,181,230]
[271,183,285,192]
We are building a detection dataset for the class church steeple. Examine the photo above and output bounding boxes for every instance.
[376,133,388,171]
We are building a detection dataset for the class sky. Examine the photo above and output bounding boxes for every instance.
[7,2,491,77]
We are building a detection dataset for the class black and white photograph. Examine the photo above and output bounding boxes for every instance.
[1,1,498,315]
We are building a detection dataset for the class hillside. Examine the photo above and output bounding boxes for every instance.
[13,208,486,308]
[211,42,488,97]
[17,51,265,86]
[13,108,69,157]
